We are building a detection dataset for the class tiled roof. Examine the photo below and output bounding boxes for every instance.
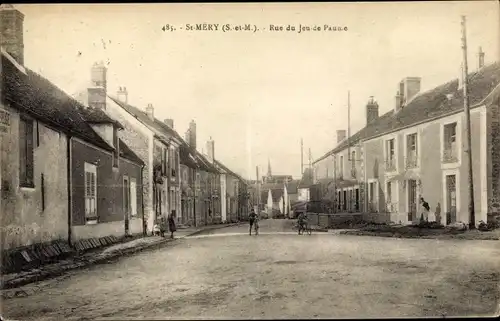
[2,52,113,152]
[108,96,183,146]
[179,142,219,174]
[314,62,500,164]
[2,51,143,165]
[119,139,144,165]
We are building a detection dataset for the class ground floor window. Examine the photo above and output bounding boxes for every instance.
[84,162,98,224]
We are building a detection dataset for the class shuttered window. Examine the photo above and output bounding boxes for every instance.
[84,163,98,224]
[19,116,34,187]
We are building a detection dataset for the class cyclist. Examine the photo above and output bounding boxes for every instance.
[249,209,258,236]
[297,211,308,235]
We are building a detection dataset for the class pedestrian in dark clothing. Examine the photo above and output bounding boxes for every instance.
[420,197,430,222]
[168,210,177,239]
[159,215,168,237]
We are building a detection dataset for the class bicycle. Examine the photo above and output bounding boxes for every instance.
[298,221,312,235]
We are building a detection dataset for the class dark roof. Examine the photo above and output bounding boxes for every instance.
[2,52,113,152]
[314,62,500,164]
[285,179,300,194]
[179,142,219,174]
[2,51,143,166]
[108,96,183,146]
[270,188,284,202]
[80,106,124,129]
[261,190,269,203]
[119,139,144,165]
[179,143,198,169]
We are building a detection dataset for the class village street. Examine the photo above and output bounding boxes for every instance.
[1,219,499,320]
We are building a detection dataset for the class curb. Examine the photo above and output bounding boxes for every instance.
[1,223,241,293]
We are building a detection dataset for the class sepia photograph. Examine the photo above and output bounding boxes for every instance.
[0,1,499,319]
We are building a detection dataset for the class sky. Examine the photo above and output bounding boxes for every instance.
[15,1,499,180]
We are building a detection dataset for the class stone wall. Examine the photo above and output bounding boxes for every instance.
[1,107,68,250]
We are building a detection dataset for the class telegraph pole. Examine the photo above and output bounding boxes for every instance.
[461,15,476,229]
[347,91,351,161]
[300,138,304,175]
[256,166,261,216]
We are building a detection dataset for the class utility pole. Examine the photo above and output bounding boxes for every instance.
[461,15,476,229]
[347,91,351,161]
[308,148,313,183]
[256,166,260,216]
[300,138,304,175]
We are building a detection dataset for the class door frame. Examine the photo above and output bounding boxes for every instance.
[442,168,460,225]
[406,179,418,222]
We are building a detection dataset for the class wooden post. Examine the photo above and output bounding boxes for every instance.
[461,15,476,229]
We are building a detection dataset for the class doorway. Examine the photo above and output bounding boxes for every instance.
[123,176,131,235]
[446,174,457,224]
[407,179,417,222]
[355,188,360,212]
[342,190,347,211]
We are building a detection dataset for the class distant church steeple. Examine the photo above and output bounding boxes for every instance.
[267,158,272,177]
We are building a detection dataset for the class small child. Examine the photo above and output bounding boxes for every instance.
[153,223,161,236]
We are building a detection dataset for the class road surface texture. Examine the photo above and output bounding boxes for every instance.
[2,219,499,320]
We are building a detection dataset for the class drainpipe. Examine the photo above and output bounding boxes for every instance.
[141,164,146,236]
[66,134,73,248]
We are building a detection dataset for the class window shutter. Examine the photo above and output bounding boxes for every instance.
[26,120,34,185]
[19,119,27,184]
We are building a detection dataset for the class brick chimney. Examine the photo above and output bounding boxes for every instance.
[366,96,379,125]
[146,103,154,120]
[188,120,197,149]
[0,4,24,65]
[164,119,174,129]
[336,130,346,144]
[88,61,107,109]
[478,46,485,69]
[117,86,128,103]
[206,137,215,163]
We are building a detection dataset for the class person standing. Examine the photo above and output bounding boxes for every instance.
[168,210,177,239]
[419,197,430,222]
[249,209,258,235]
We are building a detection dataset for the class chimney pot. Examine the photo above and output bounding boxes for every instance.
[146,104,154,120]
[366,96,379,125]
[336,130,346,144]
[478,46,485,69]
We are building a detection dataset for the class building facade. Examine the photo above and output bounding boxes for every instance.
[313,60,500,226]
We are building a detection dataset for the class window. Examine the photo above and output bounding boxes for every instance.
[161,147,168,176]
[171,150,177,177]
[351,151,356,178]
[385,139,395,171]
[19,117,35,187]
[130,177,137,217]
[112,128,119,168]
[84,163,98,223]
[386,181,392,212]
[339,155,344,179]
[443,123,458,163]
[406,133,418,168]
